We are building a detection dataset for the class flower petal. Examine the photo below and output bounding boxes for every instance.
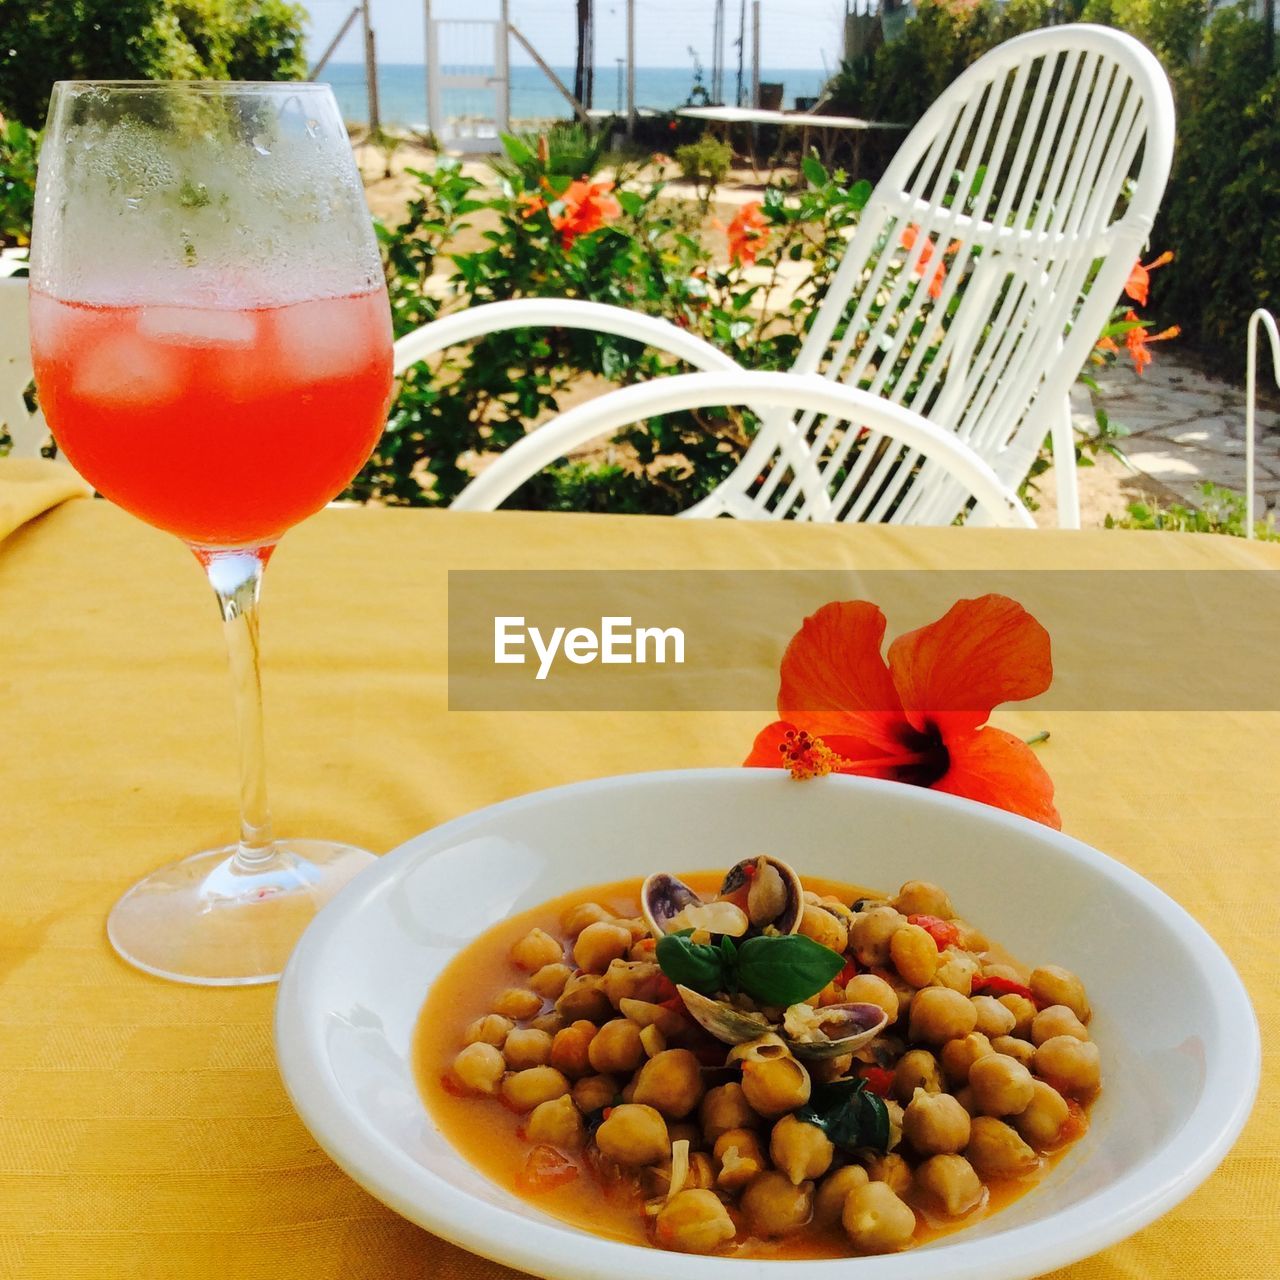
[778,601,904,721]
[744,719,908,775]
[886,595,1052,732]
[932,726,1061,828]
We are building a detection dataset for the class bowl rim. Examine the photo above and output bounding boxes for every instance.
[274,768,1260,1280]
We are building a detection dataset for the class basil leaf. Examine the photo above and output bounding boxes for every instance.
[735,934,846,1006]
[656,930,726,995]
[799,1078,891,1154]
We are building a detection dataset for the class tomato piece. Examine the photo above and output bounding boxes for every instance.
[858,1065,895,1098]
[516,1145,580,1194]
[970,975,1036,1001]
[650,974,679,1003]
[1059,1099,1089,1144]
[837,957,861,985]
[907,914,961,949]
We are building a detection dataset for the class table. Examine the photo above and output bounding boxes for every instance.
[677,106,908,173]
[3,472,1278,1279]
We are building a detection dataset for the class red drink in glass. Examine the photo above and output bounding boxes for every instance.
[30,288,393,547]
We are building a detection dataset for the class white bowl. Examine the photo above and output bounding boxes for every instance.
[275,769,1259,1280]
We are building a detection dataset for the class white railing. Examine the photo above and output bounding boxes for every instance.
[1246,309,1279,537]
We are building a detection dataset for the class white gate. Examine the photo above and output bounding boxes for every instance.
[426,19,510,152]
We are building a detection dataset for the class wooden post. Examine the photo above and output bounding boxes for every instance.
[361,0,381,133]
[498,0,511,134]
[626,0,636,135]
[424,0,436,140]
[751,0,761,109]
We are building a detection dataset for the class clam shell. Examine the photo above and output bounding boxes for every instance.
[641,872,704,938]
[718,856,803,935]
[676,985,773,1045]
[785,1002,889,1061]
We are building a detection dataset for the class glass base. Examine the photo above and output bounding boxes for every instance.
[106,839,377,986]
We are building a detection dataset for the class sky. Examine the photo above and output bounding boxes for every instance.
[306,0,849,70]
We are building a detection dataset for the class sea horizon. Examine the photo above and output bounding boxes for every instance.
[323,60,831,127]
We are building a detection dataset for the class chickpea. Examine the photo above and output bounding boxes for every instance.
[991,1035,1037,1068]
[842,1180,916,1254]
[885,1098,905,1151]
[713,1127,767,1191]
[640,1025,666,1059]
[812,1052,855,1086]
[501,1065,570,1113]
[933,949,980,996]
[983,962,1022,983]
[889,923,939,988]
[529,962,574,1000]
[915,1154,983,1217]
[560,901,615,937]
[601,958,663,1008]
[814,1165,869,1226]
[909,986,978,1046]
[700,1082,760,1142]
[893,1049,943,1103]
[634,1049,705,1119]
[1035,1035,1101,1098]
[998,993,1038,1038]
[1013,1079,1070,1149]
[530,1011,565,1036]
[588,1018,645,1075]
[741,1170,813,1238]
[903,1087,971,1155]
[1032,1004,1090,1046]
[669,1122,703,1150]
[463,1013,514,1048]
[493,988,543,1021]
[953,1085,978,1116]
[572,1073,619,1114]
[770,1114,835,1185]
[799,903,849,954]
[573,922,634,975]
[618,997,685,1037]
[863,1152,913,1197]
[451,1042,505,1095]
[595,1103,669,1166]
[526,1095,584,1148]
[893,880,954,918]
[620,1079,638,1103]
[503,1028,554,1070]
[851,907,905,967]
[972,995,1017,1039]
[653,1188,735,1254]
[555,973,613,1024]
[940,1031,994,1085]
[741,1055,812,1118]
[968,1052,1036,1116]
[955,922,990,952]
[1030,965,1091,1024]
[549,1020,597,1079]
[843,974,899,1023]
[966,1115,1039,1178]
[510,927,563,972]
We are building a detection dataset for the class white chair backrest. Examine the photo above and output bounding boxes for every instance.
[708,24,1174,525]
[0,277,54,460]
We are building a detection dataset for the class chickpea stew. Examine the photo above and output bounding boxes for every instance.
[415,857,1097,1258]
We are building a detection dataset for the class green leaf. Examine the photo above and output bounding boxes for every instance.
[798,1078,891,1153]
[802,153,828,188]
[848,179,873,211]
[656,931,727,995]
[735,934,845,1006]
[499,132,534,167]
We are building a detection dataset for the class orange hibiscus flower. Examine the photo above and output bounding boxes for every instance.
[900,224,962,300]
[1098,309,1181,375]
[726,201,768,265]
[1123,250,1173,308]
[744,596,1060,828]
[549,179,621,249]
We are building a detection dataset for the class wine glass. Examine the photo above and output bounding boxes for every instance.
[28,82,394,986]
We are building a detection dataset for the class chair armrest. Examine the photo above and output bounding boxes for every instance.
[392,298,744,376]
[450,370,1036,529]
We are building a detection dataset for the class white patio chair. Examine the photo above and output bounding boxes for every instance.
[395,23,1174,527]
[0,277,53,460]
[1246,308,1278,538]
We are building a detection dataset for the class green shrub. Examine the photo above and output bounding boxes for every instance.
[675,136,734,186]
[0,0,307,129]
[491,123,611,185]
[1105,481,1280,540]
[0,119,38,248]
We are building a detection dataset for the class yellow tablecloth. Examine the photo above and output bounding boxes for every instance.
[2,466,1277,1280]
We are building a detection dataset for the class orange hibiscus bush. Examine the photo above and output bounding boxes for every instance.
[745,596,1059,828]
[1094,251,1180,376]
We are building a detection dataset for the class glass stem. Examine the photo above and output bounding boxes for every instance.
[202,547,276,868]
